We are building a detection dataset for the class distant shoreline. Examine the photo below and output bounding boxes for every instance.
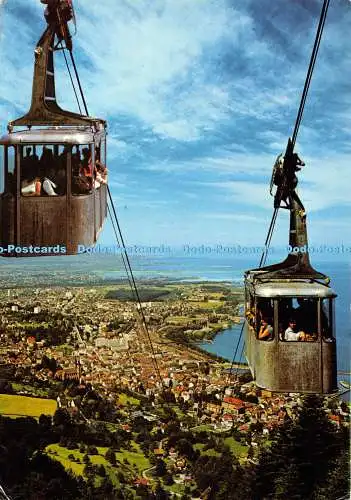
[0,276,243,290]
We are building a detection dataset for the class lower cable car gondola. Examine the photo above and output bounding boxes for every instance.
[0,0,107,256]
[244,189,338,394]
[244,146,337,395]
[244,1,337,394]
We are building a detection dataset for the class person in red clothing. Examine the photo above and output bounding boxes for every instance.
[80,148,93,179]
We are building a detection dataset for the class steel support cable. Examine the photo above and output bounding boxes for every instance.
[106,203,141,330]
[291,0,331,148]
[106,200,160,373]
[258,0,330,267]
[106,202,148,353]
[0,484,11,500]
[106,187,167,394]
[235,338,246,379]
[224,321,245,387]
[69,51,89,116]
[66,53,170,404]
[56,16,172,411]
[263,209,278,267]
[259,207,279,268]
[106,204,138,302]
[60,43,83,115]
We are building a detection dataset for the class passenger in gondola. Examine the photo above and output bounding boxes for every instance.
[21,147,34,181]
[39,146,53,173]
[71,147,92,195]
[284,319,302,341]
[80,147,104,189]
[95,158,107,185]
[58,145,69,167]
[38,148,59,196]
[80,147,93,183]
[94,145,107,185]
[44,163,66,196]
[258,317,273,341]
[294,298,317,336]
[246,306,256,328]
[21,148,41,196]
[298,331,317,342]
[321,305,333,342]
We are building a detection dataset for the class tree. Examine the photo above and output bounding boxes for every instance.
[163,473,174,486]
[313,452,350,499]
[247,446,254,460]
[117,471,125,484]
[252,395,349,499]
[97,464,106,477]
[176,438,196,460]
[53,408,71,427]
[155,482,169,499]
[105,448,116,466]
[86,445,98,455]
[84,463,94,478]
[38,414,52,430]
[155,458,167,477]
[0,379,14,394]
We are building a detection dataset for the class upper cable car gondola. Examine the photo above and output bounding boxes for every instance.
[0,0,107,256]
[244,0,337,394]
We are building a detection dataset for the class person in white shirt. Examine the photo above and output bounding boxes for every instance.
[284,319,302,341]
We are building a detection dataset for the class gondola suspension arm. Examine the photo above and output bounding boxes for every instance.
[260,0,331,268]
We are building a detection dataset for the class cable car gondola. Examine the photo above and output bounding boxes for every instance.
[244,0,337,394]
[0,0,107,256]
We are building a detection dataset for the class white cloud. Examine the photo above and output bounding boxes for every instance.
[202,213,267,223]
[68,0,247,140]
[207,152,351,213]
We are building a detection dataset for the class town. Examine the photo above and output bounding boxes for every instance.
[0,283,349,499]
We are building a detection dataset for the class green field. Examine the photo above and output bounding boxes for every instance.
[0,394,57,418]
[223,436,248,459]
[192,300,223,309]
[46,441,150,479]
[117,441,150,472]
[194,443,220,457]
[118,393,141,406]
[46,444,87,476]
[46,444,123,487]
[12,383,50,398]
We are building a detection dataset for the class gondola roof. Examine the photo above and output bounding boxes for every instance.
[251,281,336,298]
[0,127,104,145]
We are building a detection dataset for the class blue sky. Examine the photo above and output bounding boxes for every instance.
[0,0,350,252]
